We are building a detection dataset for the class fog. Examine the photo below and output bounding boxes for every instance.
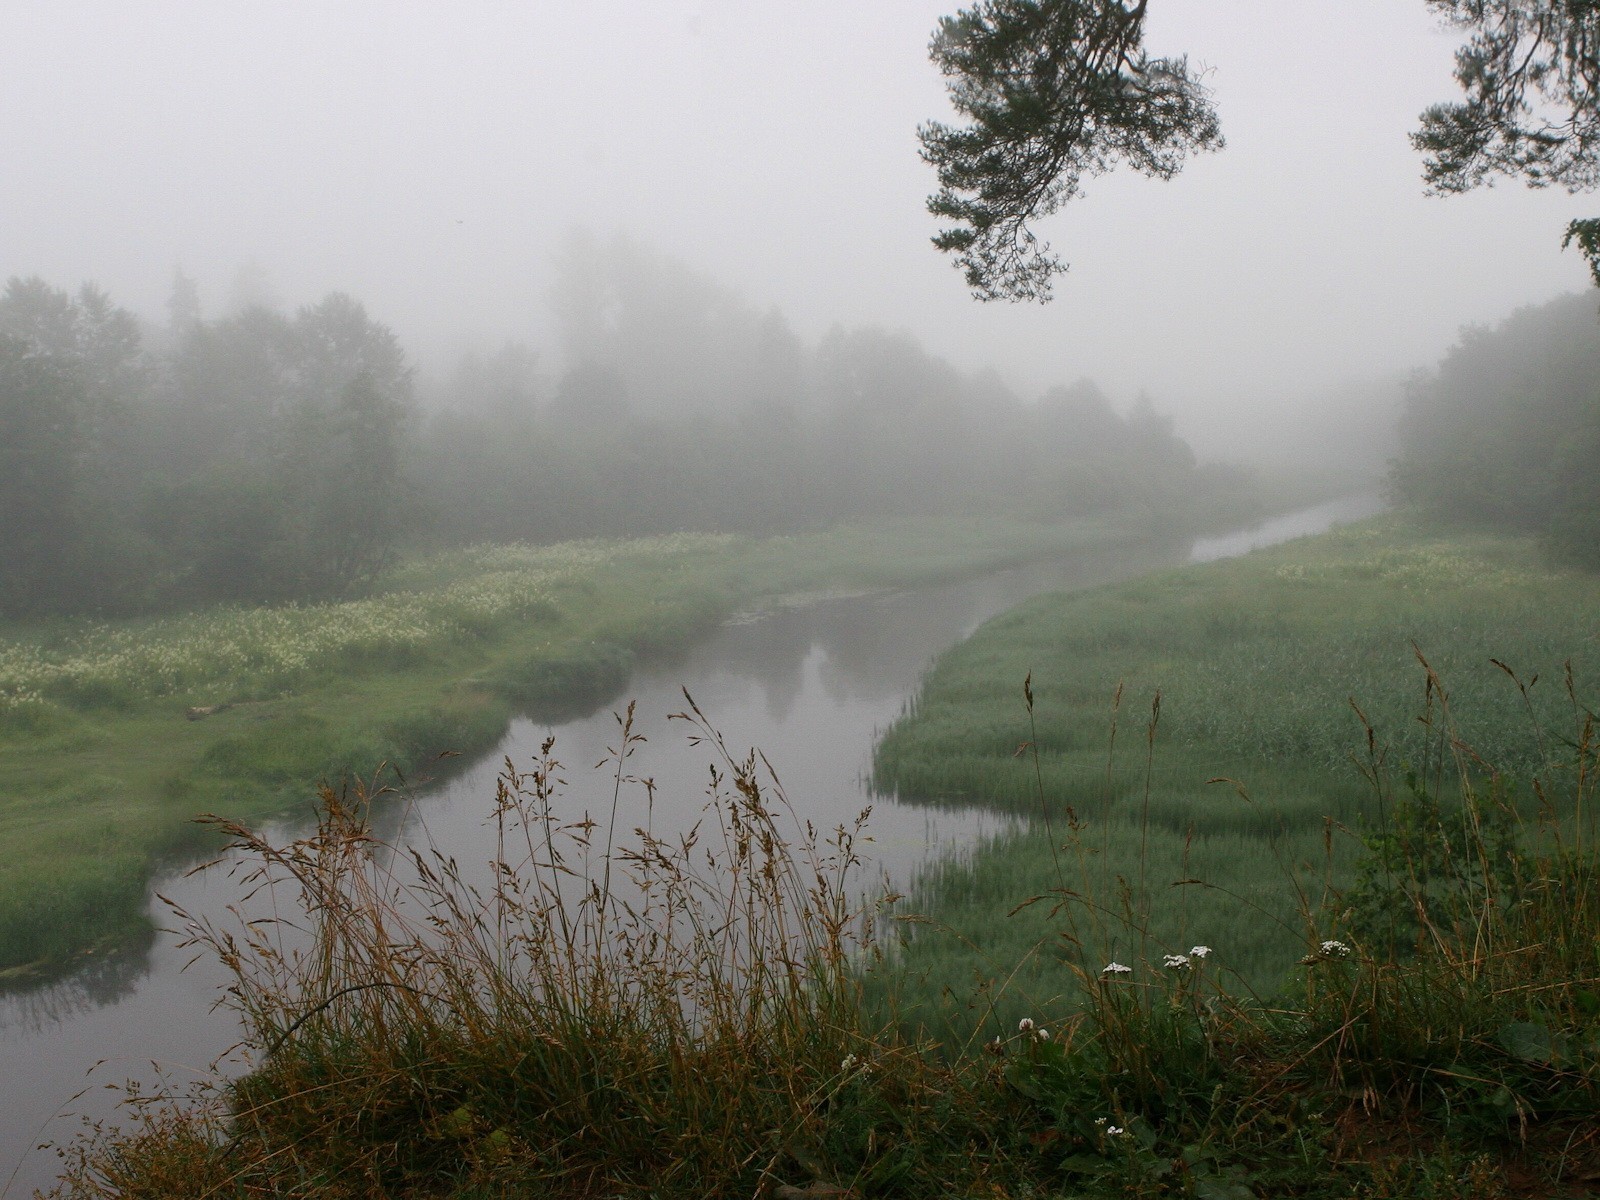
[2,1,1591,462]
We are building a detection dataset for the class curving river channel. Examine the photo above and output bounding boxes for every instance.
[0,494,1383,1196]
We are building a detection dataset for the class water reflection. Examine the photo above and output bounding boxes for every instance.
[0,503,1379,1195]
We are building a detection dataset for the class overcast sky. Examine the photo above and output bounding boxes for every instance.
[3,1,1593,456]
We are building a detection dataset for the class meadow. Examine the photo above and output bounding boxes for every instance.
[34,512,1600,1196]
[43,513,1600,1197]
[0,512,1158,976]
[872,515,1600,1045]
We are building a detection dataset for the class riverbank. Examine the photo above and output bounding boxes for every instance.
[872,513,1600,1036]
[0,512,1189,976]
[45,513,1600,1198]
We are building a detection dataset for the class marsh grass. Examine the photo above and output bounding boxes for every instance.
[42,655,1600,1199]
[45,700,1025,1199]
[0,512,1178,975]
[851,517,1600,1194]
[30,515,1600,1197]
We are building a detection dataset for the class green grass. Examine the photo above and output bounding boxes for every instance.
[45,657,1600,1199]
[0,513,1163,976]
[38,514,1600,1198]
[870,515,1600,1047]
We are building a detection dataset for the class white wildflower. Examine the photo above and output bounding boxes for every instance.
[1107,1126,1126,1137]
[1018,1017,1035,1032]
[1101,962,1132,975]
[1035,1028,1050,1042]
[1162,953,1191,970]
[840,1054,858,1071]
[1094,1117,1108,1126]
[1320,939,1351,958]
[1189,945,1211,959]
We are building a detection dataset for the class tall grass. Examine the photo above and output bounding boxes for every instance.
[867,647,1600,1195]
[36,515,1600,1197]
[0,510,1189,975]
[46,702,1013,1199]
[45,665,1600,1198]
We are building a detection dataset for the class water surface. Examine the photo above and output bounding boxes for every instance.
[0,497,1377,1195]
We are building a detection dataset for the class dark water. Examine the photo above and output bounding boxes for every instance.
[0,495,1380,1196]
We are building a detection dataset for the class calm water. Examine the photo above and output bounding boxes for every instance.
[0,495,1379,1196]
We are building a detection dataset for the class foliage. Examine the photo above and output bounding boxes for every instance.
[0,336,85,617]
[1390,289,1600,568]
[919,0,1222,301]
[1416,0,1600,285]
[923,1,1600,298]
[1,260,1258,619]
[0,277,416,616]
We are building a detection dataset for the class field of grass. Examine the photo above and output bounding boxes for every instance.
[0,512,1165,976]
[48,640,1600,1199]
[871,515,1600,1044]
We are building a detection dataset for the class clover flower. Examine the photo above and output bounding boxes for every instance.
[1101,961,1132,975]
[1035,1028,1050,1042]
[1018,1017,1035,1032]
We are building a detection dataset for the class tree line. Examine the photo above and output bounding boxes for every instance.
[0,242,1255,620]
[1391,288,1600,569]
[0,278,410,617]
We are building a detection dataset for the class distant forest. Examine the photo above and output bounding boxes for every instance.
[1392,289,1600,570]
[0,238,1259,618]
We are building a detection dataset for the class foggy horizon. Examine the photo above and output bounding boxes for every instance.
[4,1,1596,461]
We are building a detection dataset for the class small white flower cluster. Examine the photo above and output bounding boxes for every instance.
[1320,940,1351,958]
[1105,945,1213,975]
[840,1054,858,1072]
[1093,1117,1129,1137]
[1016,1017,1049,1041]
[1163,946,1211,970]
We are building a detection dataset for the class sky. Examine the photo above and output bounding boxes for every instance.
[2,0,1593,458]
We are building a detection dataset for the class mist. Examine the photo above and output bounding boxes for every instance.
[3,0,1592,466]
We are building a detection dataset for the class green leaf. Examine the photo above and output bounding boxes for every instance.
[1498,1021,1557,1065]
[1059,1151,1111,1177]
[439,1104,475,1138]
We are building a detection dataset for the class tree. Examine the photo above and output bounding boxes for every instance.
[923,0,1600,299]
[920,0,1222,301]
[0,335,85,616]
[280,295,414,593]
[166,268,201,335]
[1415,0,1600,286]
[314,370,410,588]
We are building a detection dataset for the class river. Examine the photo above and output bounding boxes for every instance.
[0,494,1382,1196]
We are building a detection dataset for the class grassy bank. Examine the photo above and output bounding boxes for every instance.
[48,669,1600,1199]
[872,515,1600,1038]
[0,512,1166,976]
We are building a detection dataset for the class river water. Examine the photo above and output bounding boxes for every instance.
[0,494,1382,1196]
